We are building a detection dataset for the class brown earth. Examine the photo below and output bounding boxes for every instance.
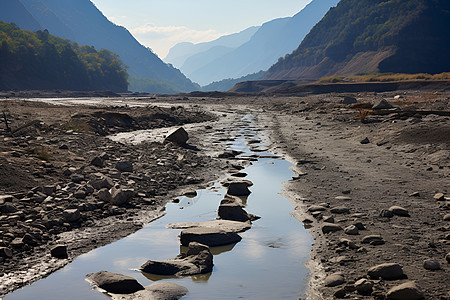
[0,89,449,299]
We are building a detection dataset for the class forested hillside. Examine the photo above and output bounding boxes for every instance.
[0,21,128,91]
[266,0,450,79]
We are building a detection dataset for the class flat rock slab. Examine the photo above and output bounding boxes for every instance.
[87,271,144,294]
[180,227,242,247]
[111,282,188,300]
[167,220,251,233]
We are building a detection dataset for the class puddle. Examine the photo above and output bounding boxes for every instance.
[5,115,313,300]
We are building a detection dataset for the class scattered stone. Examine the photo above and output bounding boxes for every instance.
[1,204,18,213]
[330,206,350,214]
[63,209,81,222]
[335,196,352,201]
[354,278,373,295]
[180,227,241,247]
[324,273,345,287]
[116,161,133,173]
[218,202,256,222]
[339,238,358,250]
[444,214,450,221]
[91,156,105,167]
[373,99,394,110]
[227,181,252,196]
[87,271,144,294]
[409,192,420,197]
[50,245,68,259]
[96,188,112,202]
[433,193,445,201]
[360,137,370,144]
[22,233,38,246]
[111,282,188,300]
[334,288,347,298]
[389,206,410,217]
[183,190,197,197]
[362,235,385,245]
[322,216,335,223]
[42,185,56,196]
[344,225,359,235]
[165,127,189,146]
[321,223,342,234]
[342,96,357,104]
[368,263,404,280]
[308,205,327,212]
[353,222,366,230]
[167,220,251,233]
[423,259,440,270]
[380,209,394,218]
[70,174,85,183]
[110,189,134,206]
[0,247,13,258]
[140,242,213,276]
[386,281,425,300]
[446,253,450,263]
[90,177,114,190]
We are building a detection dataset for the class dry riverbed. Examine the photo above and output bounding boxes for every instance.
[0,89,449,299]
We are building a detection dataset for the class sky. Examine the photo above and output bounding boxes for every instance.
[90,0,313,59]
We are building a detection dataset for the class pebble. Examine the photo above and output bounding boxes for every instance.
[354,278,373,295]
[360,137,370,144]
[330,206,350,214]
[335,196,352,201]
[433,193,445,201]
[324,273,345,287]
[389,206,410,217]
[344,225,359,235]
[443,214,450,221]
[423,259,440,270]
[321,223,342,234]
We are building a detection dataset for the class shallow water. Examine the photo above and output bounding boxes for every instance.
[5,116,313,300]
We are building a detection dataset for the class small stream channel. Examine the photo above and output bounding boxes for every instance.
[5,115,313,300]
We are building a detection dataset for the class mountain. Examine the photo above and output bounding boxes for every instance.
[266,0,450,80]
[0,0,42,32]
[164,26,260,69]
[1,0,198,93]
[181,0,339,86]
[0,21,128,91]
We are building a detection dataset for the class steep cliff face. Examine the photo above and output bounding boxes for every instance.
[0,0,42,32]
[266,0,450,80]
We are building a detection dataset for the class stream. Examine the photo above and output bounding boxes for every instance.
[5,115,313,300]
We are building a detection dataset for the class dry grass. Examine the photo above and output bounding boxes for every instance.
[358,109,371,123]
[319,72,450,83]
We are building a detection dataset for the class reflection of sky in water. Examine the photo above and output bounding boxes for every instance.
[5,117,313,300]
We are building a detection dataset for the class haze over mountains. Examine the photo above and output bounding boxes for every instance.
[167,0,339,86]
[266,0,450,80]
[0,0,198,93]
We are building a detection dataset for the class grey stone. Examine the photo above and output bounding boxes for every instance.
[330,206,350,214]
[89,178,114,190]
[71,174,85,183]
[339,238,358,250]
[322,216,335,223]
[446,253,450,263]
[110,189,134,205]
[344,225,359,235]
[91,157,105,167]
[0,247,13,258]
[180,227,241,247]
[321,223,342,234]
[0,195,14,205]
[386,281,425,300]
[423,259,440,270]
[373,99,394,110]
[380,209,394,218]
[308,205,327,212]
[444,214,450,221]
[63,209,81,222]
[433,193,445,201]
[116,161,133,173]
[96,188,112,202]
[342,96,357,104]
[360,137,370,144]
[87,271,144,294]
[227,182,252,196]
[51,245,68,259]
[368,263,404,280]
[389,206,410,217]
[42,186,56,196]
[218,202,254,222]
[111,282,188,300]
[165,127,189,146]
[324,273,345,287]
[167,220,251,233]
[1,204,18,214]
[140,242,213,276]
[22,233,38,246]
[335,196,352,201]
[362,235,384,244]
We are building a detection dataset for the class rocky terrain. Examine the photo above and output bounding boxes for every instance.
[0,88,449,299]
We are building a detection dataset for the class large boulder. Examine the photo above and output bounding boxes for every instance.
[87,271,144,294]
[140,242,213,276]
[386,281,425,300]
[165,127,189,146]
[227,182,252,196]
[180,227,242,247]
[368,263,404,280]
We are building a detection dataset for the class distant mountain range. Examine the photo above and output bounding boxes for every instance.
[166,0,339,86]
[266,0,450,80]
[0,0,199,93]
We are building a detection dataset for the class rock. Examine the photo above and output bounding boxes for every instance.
[342,96,357,104]
[362,235,384,245]
[141,242,213,276]
[0,195,14,204]
[444,214,450,221]
[167,220,251,233]
[87,271,144,294]
[324,273,345,287]
[110,189,134,206]
[0,247,13,258]
[433,193,445,201]
[218,202,255,222]
[389,206,410,217]
[368,263,404,280]
[308,205,327,212]
[354,278,373,295]
[22,233,38,246]
[90,178,114,190]
[380,209,394,218]
[91,156,105,167]
[446,253,450,263]
[42,185,56,196]
[227,182,252,196]
[51,245,68,259]
[183,190,197,197]
[111,282,188,300]
[334,288,347,298]
[70,173,85,183]
[373,99,394,110]
[63,209,81,222]
[165,127,189,146]
[116,161,133,173]
[409,192,420,197]
[322,216,334,223]
[386,281,424,300]
[360,137,370,144]
[1,204,18,213]
[344,225,359,235]
[423,259,440,270]
[321,223,342,234]
[330,206,350,214]
[97,188,112,202]
[180,227,241,247]
[339,238,358,250]
[335,196,352,201]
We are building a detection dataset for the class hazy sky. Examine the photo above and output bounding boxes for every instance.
[90,0,312,59]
